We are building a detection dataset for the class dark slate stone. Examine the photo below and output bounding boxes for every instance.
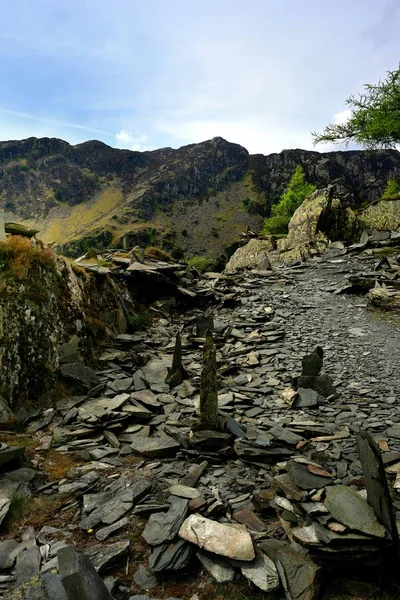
[142,498,188,546]
[287,460,331,491]
[196,315,214,337]
[148,539,193,572]
[260,539,321,600]
[301,346,323,377]
[14,547,41,587]
[165,332,186,389]
[0,539,23,569]
[60,363,100,389]
[0,445,25,467]
[356,431,398,545]
[224,416,246,438]
[133,565,158,590]
[295,375,336,398]
[292,388,323,409]
[58,545,114,600]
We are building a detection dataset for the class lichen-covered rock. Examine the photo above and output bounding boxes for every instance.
[276,189,359,263]
[224,238,275,272]
[358,198,400,231]
[0,243,132,407]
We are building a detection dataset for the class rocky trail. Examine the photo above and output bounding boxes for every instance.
[1,244,400,600]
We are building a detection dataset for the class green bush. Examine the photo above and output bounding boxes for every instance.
[263,165,316,235]
[186,256,210,273]
[382,177,400,199]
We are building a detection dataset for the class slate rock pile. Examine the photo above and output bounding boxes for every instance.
[1,244,400,600]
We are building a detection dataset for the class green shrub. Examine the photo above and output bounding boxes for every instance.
[382,177,400,199]
[263,165,316,235]
[127,313,149,331]
[186,256,211,273]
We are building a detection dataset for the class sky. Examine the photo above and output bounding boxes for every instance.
[0,0,399,155]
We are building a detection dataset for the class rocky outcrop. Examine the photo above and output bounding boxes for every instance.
[0,239,132,407]
[225,238,275,272]
[358,198,400,231]
[0,137,399,262]
[276,189,359,262]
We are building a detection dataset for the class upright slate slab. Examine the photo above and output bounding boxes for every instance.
[0,210,6,241]
[165,332,185,389]
[196,315,214,337]
[58,546,114,600]
[199,330,218,427]
[356,431,398,546]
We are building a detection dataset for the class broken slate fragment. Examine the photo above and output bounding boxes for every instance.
[301,347,323,377]
[179,514,255,561]
[196,550,235,583]
[240,550,279,592]
[324,485,387,538]
[130,436,180,458]
[58,545,114,600]
[233,507,265,532]
[60,363,100,389]
[80,479,151,529]
[260,539,321,600]
[292,388,323,409]
[149,539,193,572]
[142,498,188,546]
[288,460,331,491]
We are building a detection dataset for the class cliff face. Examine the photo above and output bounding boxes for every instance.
[0,136,399,261]
[0,238,131,407]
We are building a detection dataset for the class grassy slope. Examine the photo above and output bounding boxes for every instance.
[17,171,265,260]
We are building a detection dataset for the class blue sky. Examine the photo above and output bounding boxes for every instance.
[0,0,399,154]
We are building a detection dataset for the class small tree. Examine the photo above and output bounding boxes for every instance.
[312,65,400,149]
[382,178,400,200]
[263,165,316,235]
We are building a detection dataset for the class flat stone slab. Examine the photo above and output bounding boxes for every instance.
[196,550,235,583]
[130,436,180,458]
[240,551,279,592]
[0,445,25,467]
[142,498,188,546]
[179,514,255,561]
[324,485,387,538]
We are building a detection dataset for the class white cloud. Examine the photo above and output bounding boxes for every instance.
[115,130,148,151]
[334,109,352,125]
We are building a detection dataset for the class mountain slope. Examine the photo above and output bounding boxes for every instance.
[1,136,399,260]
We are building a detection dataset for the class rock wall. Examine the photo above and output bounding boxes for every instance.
[0,240,132,408]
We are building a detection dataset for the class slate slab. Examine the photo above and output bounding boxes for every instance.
[240,550,279,592]
[324,485,387,538]
[288,460,331,491]
[179,514,255,560]
[142,498,188,545]
[130,436,180,458]
[60,364,100,389]
[196,550,235,583]
[58,545,114,600]
[148,539,193,572]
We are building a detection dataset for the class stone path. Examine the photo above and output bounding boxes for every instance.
[1,248,400,600]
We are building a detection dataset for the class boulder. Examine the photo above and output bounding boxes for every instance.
[225,238,275,272]
[179,514,255,561]
[57,546,113,600]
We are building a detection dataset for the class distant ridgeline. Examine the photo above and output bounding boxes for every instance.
[0,136,399,262]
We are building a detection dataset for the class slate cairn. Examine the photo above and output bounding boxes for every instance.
[1,254,400,600]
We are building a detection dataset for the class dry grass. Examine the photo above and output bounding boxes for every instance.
[144,246,173,261]
[0,236,56,280]
[1,493,73,534]
[42,449,81,481]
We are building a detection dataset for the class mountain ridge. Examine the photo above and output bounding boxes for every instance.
[1,136,399,261]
